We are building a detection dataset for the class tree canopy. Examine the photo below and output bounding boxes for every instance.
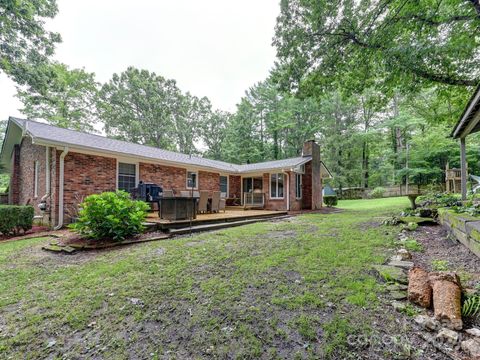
[0,0,61,87]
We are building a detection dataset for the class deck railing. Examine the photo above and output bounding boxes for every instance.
[243,192,265,208]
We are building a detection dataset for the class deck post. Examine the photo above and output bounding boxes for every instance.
[460,137,467,201]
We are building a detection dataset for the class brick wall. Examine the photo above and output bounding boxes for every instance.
[139,163,186,193]
[8,144,20,205]
[63,152,116,221]
[199,171,220,195]
[262,172,288,211]
[302,161,313,209]
[12,137,47,214]
[229,175,241,199]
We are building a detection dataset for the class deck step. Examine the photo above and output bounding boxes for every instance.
[157,211,288,230]
[169,215,291,235]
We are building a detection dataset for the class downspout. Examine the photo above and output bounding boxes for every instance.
[54,146,69,230]
[41,146,51,199]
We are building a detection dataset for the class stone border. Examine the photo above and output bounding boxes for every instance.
[438,208,480,258]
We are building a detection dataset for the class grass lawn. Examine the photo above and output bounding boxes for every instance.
[0,197,414,359]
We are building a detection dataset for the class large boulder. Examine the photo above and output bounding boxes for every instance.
[429,272,463,330]
[408,267,432,308]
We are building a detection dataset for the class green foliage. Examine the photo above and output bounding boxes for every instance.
[274,0,479,93]
[0,205,34,235]
[323,195,338,207]
[0,0,61,87]
[403,239,423,252]
[403,222,418,232]
[370,187,386,199]
[431,260,449,271]
[462,296,480,318]
[97,67,213,154]
[16,62,99,132]
[452,203,480,217]
[70,191,149,241]
[418,193,461,208]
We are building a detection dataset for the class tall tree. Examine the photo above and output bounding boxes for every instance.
[16,62,98,132]
[200,110,230,161]
[274,0,480,96]
[0,0,61,87]
[97,67,183,150]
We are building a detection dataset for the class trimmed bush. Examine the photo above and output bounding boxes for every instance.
[323,195,338,207]
[370,187,386,199]
[0,205,34,235]
[70,191,150,241]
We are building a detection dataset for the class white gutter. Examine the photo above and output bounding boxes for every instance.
[54,146,69,230]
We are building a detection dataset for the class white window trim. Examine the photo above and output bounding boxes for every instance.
[34,160,39,198]
[220,175,229,198]
[186,170,198,190]
[270,173,285,199]
[295,173,302,200]
[116,160,139,191]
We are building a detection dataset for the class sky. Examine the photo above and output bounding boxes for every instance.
[0,0,280,121]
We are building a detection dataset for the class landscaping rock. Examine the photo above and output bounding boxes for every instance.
[128,298,144,307]
[408,267,432,308]
[461,339,480,358]
[388,260,414,270]
[466,328,480,337]
[429,272,463,330]
[373,265,408,284]
[392,301,406,312]
[436,327,459,346]
[414,315,440,332]
[397,248,412,260]
[386,284,408,291]
[390,291,407,300]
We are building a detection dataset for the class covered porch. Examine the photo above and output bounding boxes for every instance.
[451,85,480,200]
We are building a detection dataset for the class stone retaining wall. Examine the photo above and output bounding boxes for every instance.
[438,208,480,258]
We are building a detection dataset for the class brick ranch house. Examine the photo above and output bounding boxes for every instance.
[1,117,332,228]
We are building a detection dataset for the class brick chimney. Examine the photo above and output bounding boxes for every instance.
[302,140,323,209]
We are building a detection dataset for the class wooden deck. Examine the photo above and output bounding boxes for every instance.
[146,207,288,231]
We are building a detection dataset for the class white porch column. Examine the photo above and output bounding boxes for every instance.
[460,137,467,201]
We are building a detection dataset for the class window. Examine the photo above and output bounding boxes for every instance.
[34,161,39,198]
[270,173,284,199]
[187,171,198,189]
[220,176,228,197]
[118,163,136,192]
[295,173,302,199]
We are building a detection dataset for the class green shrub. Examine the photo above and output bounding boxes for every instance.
[0,205,34,235]
[70,191,150,241]
[323,195,338,207]
[370,187,385,199]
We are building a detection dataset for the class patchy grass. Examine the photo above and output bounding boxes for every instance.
[0,197,416,358]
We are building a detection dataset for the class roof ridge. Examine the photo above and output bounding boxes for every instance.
[14,117,238,169]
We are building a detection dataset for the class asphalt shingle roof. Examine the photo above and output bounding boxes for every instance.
[8,117,311,174]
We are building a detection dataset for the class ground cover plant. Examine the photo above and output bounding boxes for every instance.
[0,197,446,358]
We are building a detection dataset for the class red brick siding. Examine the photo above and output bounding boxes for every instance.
[199,171,220,195]
[139,163,186,193]
[289,171,303,211]
[13,137,47,214]
[63,152,116,221]
[8,144,20,205]
[262,172,288,211]
[302,161,313,209]
[229,175,241,199]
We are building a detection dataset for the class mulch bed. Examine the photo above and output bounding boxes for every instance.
[0,226,59,243]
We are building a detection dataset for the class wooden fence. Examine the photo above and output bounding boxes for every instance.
[335,184,444,200]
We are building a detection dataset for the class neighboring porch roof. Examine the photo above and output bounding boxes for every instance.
[1,117,328,176]
[451,85,480,139]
